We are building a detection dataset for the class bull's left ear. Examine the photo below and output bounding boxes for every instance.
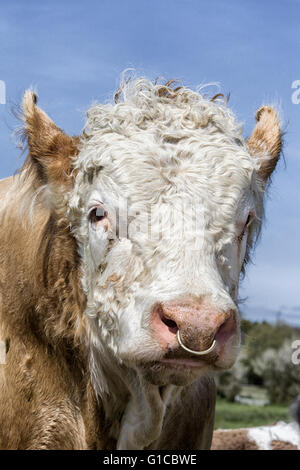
[22,90,79,186]
[248,106,282,181]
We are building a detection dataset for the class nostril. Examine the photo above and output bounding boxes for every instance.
[151,304,180,348]
[215,313,236,344]
[160,315,178,334]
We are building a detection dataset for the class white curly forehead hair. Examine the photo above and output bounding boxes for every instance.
[22,76,282,392]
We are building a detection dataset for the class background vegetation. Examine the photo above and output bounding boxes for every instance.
[215,400,289,429]
[214,319,300,429]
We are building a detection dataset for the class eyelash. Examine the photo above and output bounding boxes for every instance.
[237,213,254,242]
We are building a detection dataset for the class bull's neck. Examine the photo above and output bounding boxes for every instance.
[89,344,177,449]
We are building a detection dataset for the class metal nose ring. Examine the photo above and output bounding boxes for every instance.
[177,330,216,356]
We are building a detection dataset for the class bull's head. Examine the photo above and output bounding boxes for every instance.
[22,79,281,391]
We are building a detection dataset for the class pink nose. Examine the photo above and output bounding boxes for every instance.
[151,298,236,354]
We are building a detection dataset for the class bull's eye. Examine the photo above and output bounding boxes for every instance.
[237,211,254,242]
[245,211,254,228]
[88,207,108,225]
[245,213,252,227]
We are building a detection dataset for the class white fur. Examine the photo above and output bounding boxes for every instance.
[248,422,300,450]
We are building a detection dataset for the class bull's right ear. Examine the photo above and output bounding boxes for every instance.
[22,90,79,186]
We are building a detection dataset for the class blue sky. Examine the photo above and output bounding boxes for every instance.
[0,0,299,324]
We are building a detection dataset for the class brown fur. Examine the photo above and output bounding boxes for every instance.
[211,430,259,450]
[248,106,282,180]
[271,440,298,450]
[0,176,113,449]
[0,93,113,447]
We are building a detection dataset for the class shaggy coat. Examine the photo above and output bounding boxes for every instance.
[0,78,281,449]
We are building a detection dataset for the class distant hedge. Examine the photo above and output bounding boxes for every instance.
[216,319,300,405]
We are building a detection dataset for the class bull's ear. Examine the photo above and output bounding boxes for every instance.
[22,90,79,186]
[248,106,282,181]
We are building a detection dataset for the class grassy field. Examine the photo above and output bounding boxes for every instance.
[215,398,290,429]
